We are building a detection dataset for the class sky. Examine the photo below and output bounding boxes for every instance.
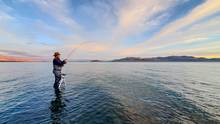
[0,0,220,61]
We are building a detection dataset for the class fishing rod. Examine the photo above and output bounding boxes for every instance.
[65,41,89,60]
[58,41,90,89]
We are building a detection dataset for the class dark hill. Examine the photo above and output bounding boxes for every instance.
[112,56,220,62]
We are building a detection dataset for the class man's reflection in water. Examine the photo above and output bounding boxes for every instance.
[50,89,66,124]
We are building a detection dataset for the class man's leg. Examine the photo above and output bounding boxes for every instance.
[53,71,61,89]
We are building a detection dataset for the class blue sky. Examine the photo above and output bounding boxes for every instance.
[0,0,220,60]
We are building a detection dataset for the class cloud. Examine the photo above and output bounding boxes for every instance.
[29,0,81,31]
[0,22,56,56]
[158,0,220,37]
[69,42,110,53]
[112,0,176,41]
[157,42,220,58]
[0,54,33,62]
[116,0,220,58]
[0,11,14,22]
[0,49,41,58]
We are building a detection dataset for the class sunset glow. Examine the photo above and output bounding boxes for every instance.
[0,55,32,62]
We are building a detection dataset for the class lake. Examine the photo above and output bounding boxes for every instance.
[0,62,220,124]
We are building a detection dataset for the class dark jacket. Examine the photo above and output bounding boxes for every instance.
[53,58,66,72]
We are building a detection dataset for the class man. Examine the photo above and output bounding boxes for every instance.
[53,52,67,90]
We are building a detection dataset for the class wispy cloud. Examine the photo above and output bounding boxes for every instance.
[117,0,220,58]
[0,49,41,57]
[158,0,220,37]
[29,0,81,30]
[114,0,173,37]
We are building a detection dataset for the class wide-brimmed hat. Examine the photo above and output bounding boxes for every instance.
[53,52,61,56]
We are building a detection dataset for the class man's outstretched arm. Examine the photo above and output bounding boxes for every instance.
[53,59,66,66]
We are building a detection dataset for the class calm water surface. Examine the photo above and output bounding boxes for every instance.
[0,62,220,124]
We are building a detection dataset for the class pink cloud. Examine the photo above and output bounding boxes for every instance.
[0,55,33,62]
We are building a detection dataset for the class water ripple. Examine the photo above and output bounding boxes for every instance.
[0,62,220,124]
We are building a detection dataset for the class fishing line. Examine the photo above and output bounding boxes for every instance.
[65,41,89,59]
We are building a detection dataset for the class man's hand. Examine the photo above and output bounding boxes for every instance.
[63,59,67,64]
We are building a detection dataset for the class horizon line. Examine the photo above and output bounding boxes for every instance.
[1,55,220,62]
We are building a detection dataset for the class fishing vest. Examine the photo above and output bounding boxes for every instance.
[53,64,62,72]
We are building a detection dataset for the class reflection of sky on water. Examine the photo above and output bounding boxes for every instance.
[0,62,220,123]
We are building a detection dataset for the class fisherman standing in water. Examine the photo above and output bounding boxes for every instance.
[53,52,67,90]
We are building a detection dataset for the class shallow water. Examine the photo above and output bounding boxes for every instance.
[0,62,220,124]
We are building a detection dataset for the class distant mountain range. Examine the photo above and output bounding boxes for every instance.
[110,56,220,62]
